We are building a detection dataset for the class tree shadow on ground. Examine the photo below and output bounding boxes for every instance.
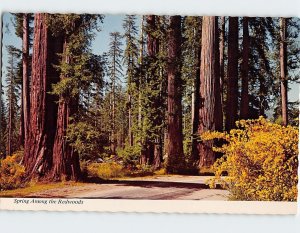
[85,177,223,190]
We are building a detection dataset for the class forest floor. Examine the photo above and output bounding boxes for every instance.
[2,175,229,200]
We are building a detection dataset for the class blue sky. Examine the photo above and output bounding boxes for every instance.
[1,13,299,105]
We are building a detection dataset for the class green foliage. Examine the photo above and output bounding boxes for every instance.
[181,16,201,160]
[66,121,107,160]
[4,45,22,156]
[0,152,25,190]
[117,144,141,166]
[203,117,298,201]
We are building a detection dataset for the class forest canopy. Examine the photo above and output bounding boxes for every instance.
[0,14,299,185]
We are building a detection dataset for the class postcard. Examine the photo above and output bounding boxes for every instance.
[0,13,298,214]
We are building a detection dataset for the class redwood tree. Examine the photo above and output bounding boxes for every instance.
[23,13,63,178]
[197,16,217,168]
[166,15,185,173]
[225,17,239,131]
[21,14,30,146]
[140,15,162,167]
[219,16,225,123]
[49,15,102,180]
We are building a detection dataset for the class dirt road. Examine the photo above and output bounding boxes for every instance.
[28,175,229,200]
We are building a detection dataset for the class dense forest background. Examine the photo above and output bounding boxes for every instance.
[0,13,299,181]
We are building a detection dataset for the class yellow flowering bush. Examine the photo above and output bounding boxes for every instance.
[0,152,26,190]
[202,117,298,201]
[87,162,125,179]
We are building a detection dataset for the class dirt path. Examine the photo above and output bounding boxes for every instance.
[28,175,229,200]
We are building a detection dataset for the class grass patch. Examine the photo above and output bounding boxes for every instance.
[0,181,84,197]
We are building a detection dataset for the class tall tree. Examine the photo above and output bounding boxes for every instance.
[214,17,222,132]
[13,13,33,146]
[219,16,225,126]
[140,15,166,168]
[181,16,202,165]
[280,17,288,126]
[166,15,185,173]
[107,31,123,155]
[50,14,102,180]
[23,13,63,179]
[240,17,250,119]
[225,17,239,131]
[123,15,139,147]
[197,16,217,168]
[21,14,30,147]
[5,45,20,157]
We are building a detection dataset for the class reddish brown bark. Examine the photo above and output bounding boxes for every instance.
[141,15,162,167]
[19,14,30,147]
[225,17,239,131]
[240,17,250,120]
[23,13,63,179]
[166,15,185,173]
[51,39,81,181]
[219,16,225,126]
[280,17,288,126]
[214,17,222,132]
[198,16,216,168]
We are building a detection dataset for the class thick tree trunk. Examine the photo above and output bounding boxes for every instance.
[240,17,250,120]
[197,16,216,168]
[51,39,81,181]
[219,16,225,126]
[23,14,62,179]
[280,17,288,126]
[141,15,161,167]
[191,19,202,166]
[20,14,30,147]
[166,15,185,173]
[225,17,239,131]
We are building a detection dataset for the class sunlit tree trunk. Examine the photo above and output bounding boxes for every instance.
[197,16,217,168]
[23,13,62,179]
[20,14,30,147]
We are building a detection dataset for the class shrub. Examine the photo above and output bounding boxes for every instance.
[87,162,125,179]
[117,144,141,167]
[0,152,26,191]
[202,117,298,201]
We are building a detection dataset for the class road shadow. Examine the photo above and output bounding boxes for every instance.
[85,178,223,190]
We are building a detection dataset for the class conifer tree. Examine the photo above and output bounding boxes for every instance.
[240,17,250,119]
[123,15,139,147]
[23,13,63,178]
[225,17,239,131]
[4,45,21,157]
[49,14,103,180]
[197,16,217,168]
[181,16,202,164]
[107,31,123,155]
[13,13,33,146]
[166,15,185,173]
